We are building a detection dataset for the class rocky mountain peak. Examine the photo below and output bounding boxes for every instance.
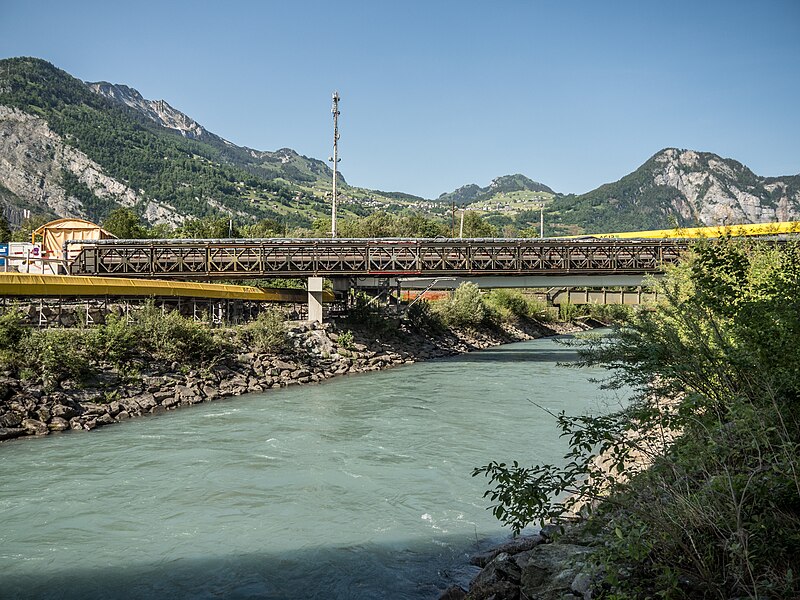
[87,81,208,140]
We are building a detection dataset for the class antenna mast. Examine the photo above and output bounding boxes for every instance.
[329,91,341,238]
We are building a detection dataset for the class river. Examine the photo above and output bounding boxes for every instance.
[0,333,625,599]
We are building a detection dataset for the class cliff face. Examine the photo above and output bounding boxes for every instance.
[87,82,208,140]
[547,148,800,234]
[651,148,800,225]
[0,105,184,225]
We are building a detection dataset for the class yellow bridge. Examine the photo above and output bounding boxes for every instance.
[0,273,334,303]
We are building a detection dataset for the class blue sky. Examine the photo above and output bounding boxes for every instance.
[2,0,798,198]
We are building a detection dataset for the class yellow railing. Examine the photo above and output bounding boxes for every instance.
[576,221,800,239]
[0,273,334,302]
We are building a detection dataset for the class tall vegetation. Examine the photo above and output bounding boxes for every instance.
[474,238,800,598]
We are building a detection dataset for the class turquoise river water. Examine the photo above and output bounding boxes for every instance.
[0,333,626,599]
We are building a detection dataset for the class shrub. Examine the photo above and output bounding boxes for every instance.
[405,300,444,333]
[235,309,288,354]
[484,289,530,322]
[0,309,27,351]
[337,329,354,350]
[344,292,400,335]
[134,302,221,362]
[474,239,800,598]
[19,328,94,385]
[558,300,581,321]
[433,282,494,328]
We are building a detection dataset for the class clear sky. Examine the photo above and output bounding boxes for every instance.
[1,0,798,198]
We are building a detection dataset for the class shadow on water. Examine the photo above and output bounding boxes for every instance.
[446,346,580,363]
[2,534,489,600]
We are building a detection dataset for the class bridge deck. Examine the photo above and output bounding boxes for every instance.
[0,272,331,302]
[67,238,689,280]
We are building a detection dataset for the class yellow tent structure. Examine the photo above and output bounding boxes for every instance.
[32,218,116,262]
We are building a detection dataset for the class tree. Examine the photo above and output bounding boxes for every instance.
[11,215,50,243]
[102,207,147,239]
[474,238,800,598]
[178,216,239,239]
[459,211,497,237]
[0,215,11,242]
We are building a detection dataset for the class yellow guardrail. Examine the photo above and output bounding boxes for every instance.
[0,273,334,302]
[577,221,800,239]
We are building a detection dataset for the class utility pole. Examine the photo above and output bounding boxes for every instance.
[329,91,341,238]
[539,204,544,238]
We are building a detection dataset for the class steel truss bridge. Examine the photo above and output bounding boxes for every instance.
[67,238,688,280]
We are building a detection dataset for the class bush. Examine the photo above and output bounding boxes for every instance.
[583,303,634,324]
[343,293,400,335]
[433,282,495,328]
[484,289,531,322]
[483,289,555,323]
[405,300,444,333]
[0,309,27,351]
[475,239,800,598]
[86,313,137,366]
[19,328,94,385]
[134,302,222,362]
[235,309,287,354]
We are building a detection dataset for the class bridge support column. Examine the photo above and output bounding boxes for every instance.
[308,277,324,323]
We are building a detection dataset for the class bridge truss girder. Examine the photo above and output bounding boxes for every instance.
[68,238,688,280]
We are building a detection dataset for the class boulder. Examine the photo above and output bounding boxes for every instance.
[22,418,49,436]
[0,410,24,428]
[51,404,77,420]
[515,543,593,599]
[48,417,70,431]
[135,394,157,411]
[470,535,544,567]
[95,413,115,427]
[0,427,25,441]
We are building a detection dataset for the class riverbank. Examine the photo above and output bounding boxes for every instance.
[0,316,589,443]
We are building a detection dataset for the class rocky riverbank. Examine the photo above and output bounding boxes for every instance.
[0,317,588,443]
[439,522,601,600]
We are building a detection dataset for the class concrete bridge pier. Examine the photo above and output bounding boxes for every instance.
[308,277,324,323]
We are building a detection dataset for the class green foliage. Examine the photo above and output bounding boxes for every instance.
[432,282,495,328]
[321,211,447,238]
[581,303,634,324]
[483,289,544,322]
[558,300,580,322]
[337,330,354,350]
[343,293,400,335]
[0,215,11,242]
[240,218,284,238]
[11,215,50,242]
[405,300,445,333]
[133,302,222,362]
[459,211,497,237]
[235,309,287,354]
[0,309,27,350]
[474,238,800,598]
[102,207,148,239]
[178,216,239,239]
[19,328,94,385]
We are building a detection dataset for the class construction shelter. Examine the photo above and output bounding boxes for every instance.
[31,218,116,272]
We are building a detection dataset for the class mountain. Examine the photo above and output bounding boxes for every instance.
[437,175,554,206]
[2,58,798,236]
[546,149,800,234]
[0,57,344,228]
[87,81,340,187]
